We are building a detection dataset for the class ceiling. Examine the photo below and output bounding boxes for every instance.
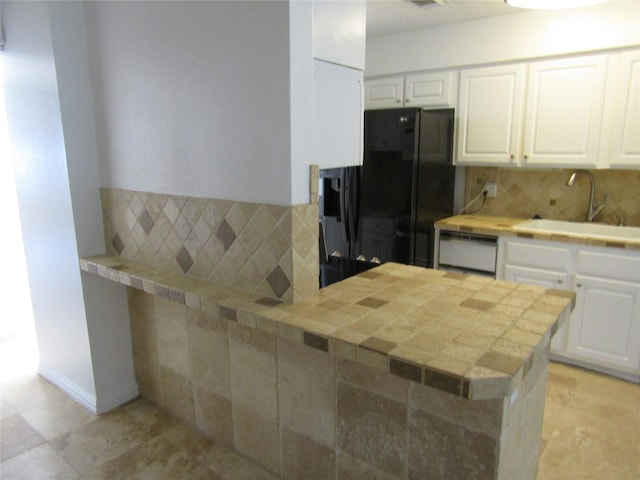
[366,0,523,38]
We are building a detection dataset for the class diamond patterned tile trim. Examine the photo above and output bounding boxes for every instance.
[291,203,320,302]
[215,219,236,251]
[112,232,125,255]
[267,265,291,299]
[176,246,194,274]
[101,188,303,302]
[465,167,640,226]
[138,208,155,236]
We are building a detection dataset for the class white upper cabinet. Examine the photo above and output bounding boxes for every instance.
[456,54,607,168]
[457,64,526,165]
[312,0,366,70]
[364,71,456,110]
[404,71,456,108]
[521,55,607,167]
[364,76,404,109]
[602,50,640,168]
[369,49,635,169]
[313,60,364,169]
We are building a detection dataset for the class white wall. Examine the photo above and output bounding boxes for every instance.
[289,1,314,204]
[366,1,640,76]
[84,1,298,205]
[313,0,366,70]
[2,0,137,414]
[1,1,97,404]
[48,1,137,413]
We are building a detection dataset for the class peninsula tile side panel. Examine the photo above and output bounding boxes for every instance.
[117,263,564,479]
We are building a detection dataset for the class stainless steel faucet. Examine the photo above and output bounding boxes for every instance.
[566,170,607,222]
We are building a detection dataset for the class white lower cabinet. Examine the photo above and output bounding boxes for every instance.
[498,237,640,380]
[569,275,640,372]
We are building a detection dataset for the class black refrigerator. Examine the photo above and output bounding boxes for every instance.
[319,108,457,284]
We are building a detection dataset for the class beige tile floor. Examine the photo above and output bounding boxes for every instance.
[539,362,640,480]
[1,338,638,479]
[0,373,277,480]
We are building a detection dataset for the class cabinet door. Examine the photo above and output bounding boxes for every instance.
[503,264,570,353]
[567,275,640,372]
[313,60,363,168]
[405,71,455,108]
[456,64,526,165]
[364,77,403,110]
[607,50,640,168]
[522,55,607,167]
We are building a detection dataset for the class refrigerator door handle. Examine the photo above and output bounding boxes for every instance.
[347,168,359,256]
[339,169,349,248]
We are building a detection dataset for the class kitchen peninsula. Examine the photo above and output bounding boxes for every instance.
[436,214,640,383]
[81,253,574,479]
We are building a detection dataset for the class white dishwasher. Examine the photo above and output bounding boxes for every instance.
[436,230,498,278]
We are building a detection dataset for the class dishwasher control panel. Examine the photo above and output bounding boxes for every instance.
[435,229,498,278]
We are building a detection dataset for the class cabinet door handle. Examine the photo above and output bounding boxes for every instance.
[556,279,562,284]
[405,98,410,103]
[523,155,529,161]
[576,283,583,288]
[509,154,515,161]
[396,99,401,104]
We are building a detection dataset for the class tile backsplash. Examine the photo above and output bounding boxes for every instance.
[464,168,640,226]
[101,188,319,302]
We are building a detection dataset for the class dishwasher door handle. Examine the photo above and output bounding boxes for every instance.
[439,232,498,245]
[441,238,494,247]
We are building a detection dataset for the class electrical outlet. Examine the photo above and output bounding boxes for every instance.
[485,183,497,198]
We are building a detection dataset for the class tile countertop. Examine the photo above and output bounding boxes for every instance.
[81,254,574,402]
[435,215,640,250]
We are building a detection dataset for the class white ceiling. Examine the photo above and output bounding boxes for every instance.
[366,0,523,38]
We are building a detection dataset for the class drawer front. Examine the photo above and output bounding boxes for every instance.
[504,240,571,271]
[576,249,640,283]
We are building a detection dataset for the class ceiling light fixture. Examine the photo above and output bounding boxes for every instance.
[505,0,609,9]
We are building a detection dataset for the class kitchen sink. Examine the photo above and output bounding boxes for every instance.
[513,219,640,242]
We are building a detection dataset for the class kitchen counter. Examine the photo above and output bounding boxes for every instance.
[81,254,573,401]
[436,214,640,250]
[81,253,575,479]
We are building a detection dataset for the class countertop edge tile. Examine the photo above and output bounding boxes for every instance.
[435,215,640,250]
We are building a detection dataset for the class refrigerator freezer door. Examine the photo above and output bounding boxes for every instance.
[359,108,418,263]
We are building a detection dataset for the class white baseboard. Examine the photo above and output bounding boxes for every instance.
[38,365,139,415]
[95,385,139,415]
